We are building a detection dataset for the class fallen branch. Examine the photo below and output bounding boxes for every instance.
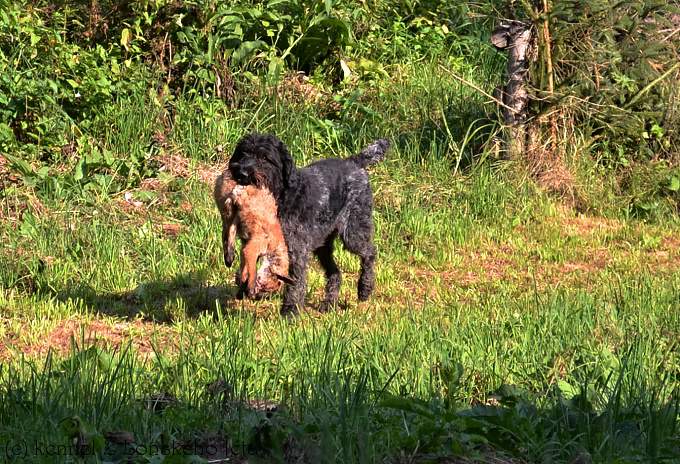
[624,61,680,109]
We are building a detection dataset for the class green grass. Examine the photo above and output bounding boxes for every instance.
[1,36,680,464]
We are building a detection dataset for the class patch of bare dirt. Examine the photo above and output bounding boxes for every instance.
[662,235,680,249]
[139,177,165,191]
[276,72,328,105]
[156,153,190,178]
[153,151,223,185]
[196,162,224,185]
[159,222,183,238]
[550,214,623,236]
[389,248,519,305]
[559,248,610,274]
[1,318,171,360]
[536,161,577,202]
[399,217,679,300]
[0,337,13,362]
[179,200,193,213]
[256,71,344,118]
[458,248,517,286]
[642,234,680,271]
[149,150,223,186]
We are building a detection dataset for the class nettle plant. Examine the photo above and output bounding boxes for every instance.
[121,0,353,93]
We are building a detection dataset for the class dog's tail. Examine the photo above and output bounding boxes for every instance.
[349,139,390,169]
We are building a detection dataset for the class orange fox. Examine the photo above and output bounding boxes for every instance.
[214,170,292,297]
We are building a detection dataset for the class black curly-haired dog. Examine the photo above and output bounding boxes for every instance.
[229,133,390,316]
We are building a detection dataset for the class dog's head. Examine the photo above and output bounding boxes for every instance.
[228,133,294,198]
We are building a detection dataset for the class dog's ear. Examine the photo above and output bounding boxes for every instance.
[277,139,295,187]
[274,273,295,285]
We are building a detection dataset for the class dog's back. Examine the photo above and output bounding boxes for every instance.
[281,141,389,247]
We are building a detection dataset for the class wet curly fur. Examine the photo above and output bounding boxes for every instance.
[229,133,390,316]
[213,170,291,298]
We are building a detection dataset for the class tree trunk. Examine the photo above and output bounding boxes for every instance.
[491,21,533,159]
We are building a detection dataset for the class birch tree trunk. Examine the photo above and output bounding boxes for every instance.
[491,21,533,159]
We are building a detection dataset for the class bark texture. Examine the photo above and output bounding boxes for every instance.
[491,21,533,159]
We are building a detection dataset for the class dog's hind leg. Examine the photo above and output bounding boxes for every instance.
[314,235,341,312]
[340,215,376,302]
[356,243,376,302]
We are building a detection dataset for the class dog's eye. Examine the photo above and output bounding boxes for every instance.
[263,155,279,168]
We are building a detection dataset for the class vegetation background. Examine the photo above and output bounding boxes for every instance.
[0,0,679,463]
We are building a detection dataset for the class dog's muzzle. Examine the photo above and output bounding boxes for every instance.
[229,160,255,185]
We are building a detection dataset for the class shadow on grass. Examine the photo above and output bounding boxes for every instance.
[53,270,252,322]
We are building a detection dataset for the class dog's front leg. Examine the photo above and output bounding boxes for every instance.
[280,251,309,317]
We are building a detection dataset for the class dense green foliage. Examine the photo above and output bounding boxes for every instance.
[0,0,499,198]
[0,0,482,150]
[1,0,679,214]
[526,0,679,155]
[513,0,680,216]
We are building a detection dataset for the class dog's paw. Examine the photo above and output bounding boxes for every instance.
[318,300,337,313]
[280,304,300,319]
[358,284,374,302]
[235,283,247,300]
[246,284,260,300]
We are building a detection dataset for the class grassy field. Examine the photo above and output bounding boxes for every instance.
[1,21,680,464]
